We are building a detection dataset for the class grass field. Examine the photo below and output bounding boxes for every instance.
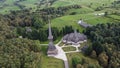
[44,12,117,32]
[0,0,117,14]
[40,55,64,68]
[108,15,120,20]
[62,46,76,52]
[38,45,64,68]
[52,0,116,9]
[67,6,94,14]
[18,0,39,9]
[0,0,40,14]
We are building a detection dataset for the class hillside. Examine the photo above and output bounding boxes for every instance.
[0,0,117,14]
[0,0,120,68]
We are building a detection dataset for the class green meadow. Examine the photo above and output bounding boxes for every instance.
[0,0,40,14]
[52,0,116,8]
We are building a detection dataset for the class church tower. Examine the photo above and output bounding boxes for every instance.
[47,20,58,55]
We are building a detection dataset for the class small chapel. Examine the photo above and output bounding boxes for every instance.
[62,30,87,45]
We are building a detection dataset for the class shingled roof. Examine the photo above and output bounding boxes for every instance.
[63,30,87,44]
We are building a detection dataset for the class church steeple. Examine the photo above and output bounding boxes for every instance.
[48,20,53,40]
[46,0,58,56]
[47,19,58,55]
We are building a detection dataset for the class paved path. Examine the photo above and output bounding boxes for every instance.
[56,41,69,68]
[41,40,81,68]
[54,45,69,68]
[53,41,81,68]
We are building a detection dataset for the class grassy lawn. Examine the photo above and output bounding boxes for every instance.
[62,46,76,52]
[67,6,94,14]
[0,0,40,14]
[58,42,64,47]
[66,52,100,68]
[38,44,64,68]
[0,0,117,15]
[40,55,64,68]
[108,15,120,20]
[18,0,38,9]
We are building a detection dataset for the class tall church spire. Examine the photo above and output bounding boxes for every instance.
[47,0,58,56]
[48,20,53,40]
[47,19,58,55]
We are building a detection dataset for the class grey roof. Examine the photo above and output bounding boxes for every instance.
[80,22,92,28]
[78,20,92,28]
[63,30,87,43]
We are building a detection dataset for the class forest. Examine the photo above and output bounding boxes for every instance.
[83,23,120,68]
[0,0,120,68]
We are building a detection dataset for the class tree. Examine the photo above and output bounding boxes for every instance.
[33,18,44,29]
[104,11,108,16]
[98,52,108,67]
[84,45,92,56]
[90,50,97,58]
[72,57,81,68]
[92,41,104,56]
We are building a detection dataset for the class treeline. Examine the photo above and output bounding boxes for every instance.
[17,26,74,42]
[83,23,120,68]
